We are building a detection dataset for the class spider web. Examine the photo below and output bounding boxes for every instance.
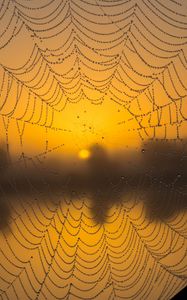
[0,0,187,299]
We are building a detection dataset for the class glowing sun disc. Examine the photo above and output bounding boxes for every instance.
[78,149,91,160]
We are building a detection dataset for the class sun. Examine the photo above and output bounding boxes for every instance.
[78,149,91,160]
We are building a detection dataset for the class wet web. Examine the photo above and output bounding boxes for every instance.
[0,0,187,299]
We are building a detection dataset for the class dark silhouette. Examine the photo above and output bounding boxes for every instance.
[0,143,11,229]
[87,144,120,223]
[0,140,186,229]
[142,140,187,220]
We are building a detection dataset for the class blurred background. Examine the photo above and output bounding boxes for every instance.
[0,0,187,299]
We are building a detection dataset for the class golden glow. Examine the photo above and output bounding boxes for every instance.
[0,1,187,299]
[78,149,91,160]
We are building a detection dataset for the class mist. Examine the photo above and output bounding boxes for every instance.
[0,140,187,228]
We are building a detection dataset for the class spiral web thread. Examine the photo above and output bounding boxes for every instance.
[0,0,187,299]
